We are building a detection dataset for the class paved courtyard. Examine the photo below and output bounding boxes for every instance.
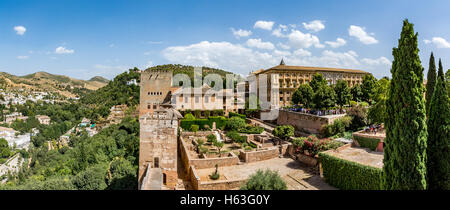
[195,157,336,190]
[323,146,383,168]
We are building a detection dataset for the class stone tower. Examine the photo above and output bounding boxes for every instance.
[138,69,182,189]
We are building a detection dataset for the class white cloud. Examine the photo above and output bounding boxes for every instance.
[17,55,29,60]
[272,24,289,38]
[293,49,311,57]
[246,38,275,50]
[231,28,252,39]
[288,30,323,49]
[161,41,371,75]
[144,61,154,69]
[109,44,115,48]
[429,37,450,48]
[14,26,26,35]
[302,20,325,32]
[55,46,74,54]
[277,43,291,50]
[254,20,275,30]
[361,57,391,66]
[348,25,378,44]
[325,38,347,48]
[162,41,276,74]
[424,39,431,44]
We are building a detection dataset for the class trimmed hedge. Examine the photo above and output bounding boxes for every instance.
[229,112,246,119]
[353,135,380,151]
[319,152,382,190]
[180,116,228,131]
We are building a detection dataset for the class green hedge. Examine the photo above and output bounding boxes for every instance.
[180,116,228,131]
[229,112,246,119]
[319,152,382,190]
[353,135,380,151]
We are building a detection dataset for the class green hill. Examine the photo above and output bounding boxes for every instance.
[88,76,110,83]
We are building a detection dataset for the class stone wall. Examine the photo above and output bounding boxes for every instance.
[277,110,346,135]
[189,165,246,190]
[180,137,240,175]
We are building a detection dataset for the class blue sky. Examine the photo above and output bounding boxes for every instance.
[1,0,450,80]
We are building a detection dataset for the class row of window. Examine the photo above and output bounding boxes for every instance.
[148,92,163,96]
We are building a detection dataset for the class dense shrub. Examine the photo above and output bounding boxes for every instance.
[225,117,246,131]
[322,116,352,137]
[272,125,294,141]
[226,131,247,143]
[180,116,228,131]
[293,135,343,156]
[347,105,368,130]
[240,169,287,190]
[353,135,380,151]
[319,152,382,190]
[229,112,246,119]
[239,126,264,134]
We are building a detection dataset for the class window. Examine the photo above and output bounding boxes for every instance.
[185,97,189,102]
[147,104,151,109]
[205,96,209,103]
[154,157,159,168]
[195,96,199,103]
[179,95,183,102]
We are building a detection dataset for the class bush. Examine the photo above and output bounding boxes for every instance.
[184,113,195,120]
[347,105,368,130]
[225,117,246,131]
[229,112,246,119]
[353,135,380,151]
[322,116,352,137]
[293,135,343,156]
[226,131,246,143]
[240,169,287,190]
[272,125,294,141]
[193,110,202,118]
[319,152,382,190]
[206,134,216,143]
[190,124,199,133]
[180,116,228,131]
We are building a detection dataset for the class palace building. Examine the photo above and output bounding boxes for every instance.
[251,59,370,107]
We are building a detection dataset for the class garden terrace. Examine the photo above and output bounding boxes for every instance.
[190,157,335,190]
[319,146,383,190]
[352,129,385,152]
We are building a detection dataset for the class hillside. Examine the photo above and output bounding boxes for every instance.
[0,71,109,98]
[145,64,241,87]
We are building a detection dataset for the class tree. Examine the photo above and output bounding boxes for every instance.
[445,69,450,98]
[426,59,450,190]
[206,134,216,143]
[383,19,427,190]
[240,169,287,190]
[272,125,294,144]
[350,84,363,102]
[312,84,336,109]
[0,138,11,158]
[72,164,108,190]
[213,140,225,157]
[291,84,313,107]
[309,73,328,92]
[425,52,437,115]
[334,80,352,108]
[368,78,390,124]
[361,74,377,103]
[225,117,246,131]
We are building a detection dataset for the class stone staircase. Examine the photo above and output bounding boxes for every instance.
[143,168,163,190]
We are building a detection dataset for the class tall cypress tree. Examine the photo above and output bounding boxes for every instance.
[426,59,450,190]
[383,19,428,190]
[425,52,437,115]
